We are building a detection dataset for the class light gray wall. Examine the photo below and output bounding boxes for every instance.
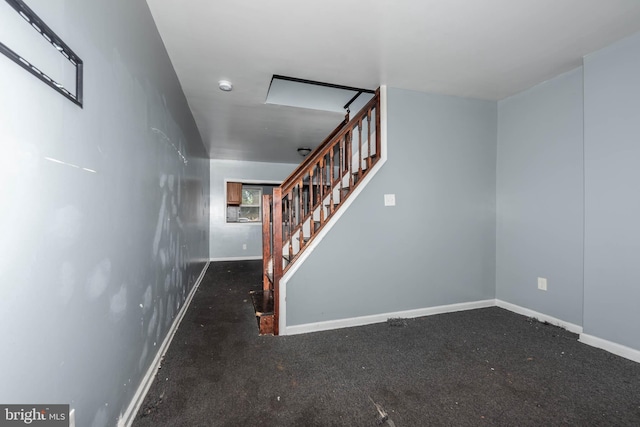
[210,159,296,259]
[0,1,209,426]
[496,68,584,326]
[583,31,640,349]
[286,88,497,326]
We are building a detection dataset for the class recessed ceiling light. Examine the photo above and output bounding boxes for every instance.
[218,80,233,92]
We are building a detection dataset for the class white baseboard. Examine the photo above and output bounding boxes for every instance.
[579,333,640,364]
[210,256,262,262]
[282,299,495,336]
[495,299,583,334]
[118,261,210,427]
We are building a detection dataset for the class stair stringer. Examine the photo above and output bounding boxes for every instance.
[277,85,388,336]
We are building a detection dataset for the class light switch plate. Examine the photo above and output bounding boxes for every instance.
[538,277,547,291]
[384,194,396,206]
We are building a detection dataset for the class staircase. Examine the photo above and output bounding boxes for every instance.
[251,88,381,335]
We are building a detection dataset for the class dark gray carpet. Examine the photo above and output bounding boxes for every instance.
[133,260,640,426]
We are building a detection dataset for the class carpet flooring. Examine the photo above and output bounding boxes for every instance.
[133,260,640,426]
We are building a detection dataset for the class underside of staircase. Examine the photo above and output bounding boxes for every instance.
[253,89,381,335]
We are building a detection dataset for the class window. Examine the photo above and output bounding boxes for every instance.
[239,187,262,222]
[226,183,277,223]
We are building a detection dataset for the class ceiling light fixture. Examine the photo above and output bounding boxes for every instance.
[297,147,312,157]
[218,80,233,92]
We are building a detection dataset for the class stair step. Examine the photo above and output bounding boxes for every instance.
[250,289,273,315]
[250,289,274,335]
[257,315,274,335]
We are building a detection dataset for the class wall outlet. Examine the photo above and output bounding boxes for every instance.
[384,194,396,206]
[537,277,547,291]
[242,244,247,250]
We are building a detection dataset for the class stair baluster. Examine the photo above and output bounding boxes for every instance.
[366,111,373,169]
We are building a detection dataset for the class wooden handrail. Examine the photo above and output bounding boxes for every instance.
[280,91,380,194]
[279,116,347,192]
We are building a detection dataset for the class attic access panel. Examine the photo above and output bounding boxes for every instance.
[0,0,83,107]
[266,75,374,115]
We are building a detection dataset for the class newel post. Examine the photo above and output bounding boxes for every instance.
[272,187,283,335]
[375,88,381,160]
[262,194,272,292]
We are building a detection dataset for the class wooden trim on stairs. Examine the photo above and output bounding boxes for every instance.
[262,194,272,291]
[272,188,283,336]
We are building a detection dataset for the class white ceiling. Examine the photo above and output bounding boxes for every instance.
[146,0,640,164]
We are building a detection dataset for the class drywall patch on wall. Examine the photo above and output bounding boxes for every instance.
[153,194,167,258]
[58,261,76,305]
[86,258,112,300]
[138,343,150,373]
[91,407,108,427]
[49,205,83,248]
[163,273,171,292]
[147,306,158,337]
[142,285,152,310]
[165,295,174,327]
[110,284,128,321]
